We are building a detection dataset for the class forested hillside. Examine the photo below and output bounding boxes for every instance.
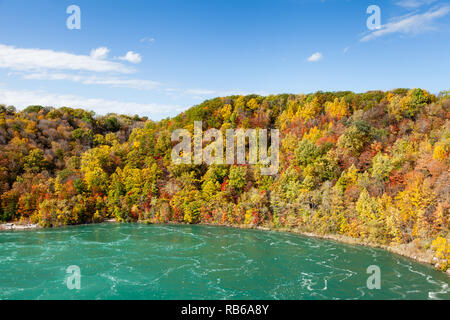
[0,89,449,270]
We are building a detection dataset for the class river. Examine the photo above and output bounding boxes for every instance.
[0,223,448,300]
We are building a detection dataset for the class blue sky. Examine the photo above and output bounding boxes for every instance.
[0,0,449,120]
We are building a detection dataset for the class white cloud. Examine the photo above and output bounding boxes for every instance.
[361,5,450,41]
[90,47,110,60]
[119,51,142,64]
[307,52,323,62]
[140,37,155,44]
[0,43,260,108]
[0,44,133,73]
[0,88,181,119]
[396,0,437,9]
[21,72,159,91]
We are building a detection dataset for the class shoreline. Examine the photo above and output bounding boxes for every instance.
[0,223,41,231]
[1,219,448,276]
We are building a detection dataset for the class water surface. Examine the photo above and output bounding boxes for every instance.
[0,223,448,300]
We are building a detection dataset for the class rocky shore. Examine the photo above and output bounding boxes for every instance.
[0,223,40,231]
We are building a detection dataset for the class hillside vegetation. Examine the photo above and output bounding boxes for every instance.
[0,89,449,270]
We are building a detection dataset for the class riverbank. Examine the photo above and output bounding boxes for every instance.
[0,222,40,231]
[1,218,448,275]
[0,218,117,231]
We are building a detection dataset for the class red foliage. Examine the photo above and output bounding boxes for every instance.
[221,178,229,192]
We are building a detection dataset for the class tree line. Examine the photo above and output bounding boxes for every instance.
[0,89,448,270]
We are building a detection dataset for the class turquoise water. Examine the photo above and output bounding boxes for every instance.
[0,223,448,300]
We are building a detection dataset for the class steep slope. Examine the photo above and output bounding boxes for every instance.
[0,89,448,270]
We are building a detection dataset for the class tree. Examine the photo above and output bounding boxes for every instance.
[338,120,373,155]
[23,149,47,173]
[229,166,247,193]
[371,152,393,181]
[325,98,348,119]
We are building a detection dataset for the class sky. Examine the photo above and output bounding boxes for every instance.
[0,0,449,120]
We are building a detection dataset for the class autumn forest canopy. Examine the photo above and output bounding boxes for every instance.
[0,89,449,270]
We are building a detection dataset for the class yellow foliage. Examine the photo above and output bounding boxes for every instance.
[234,96,246,110]
[220,104,232,120]
[433,144,447,161]
[245,209,253,225]
[325,98,348,119]
[247,98,259,110]
[281,132,300,154]
[302,126,327,142]
[336,165,359,191]
[386,93,395,103]
[339,218,350,235]
[296,97,321,121]
[356,189,380,221]
[394,178,436,240]
[25,121,37,134]
[431,237,449,270]
[387,95,410,120]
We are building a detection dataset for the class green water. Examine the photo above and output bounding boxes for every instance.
[0,223,448,300]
